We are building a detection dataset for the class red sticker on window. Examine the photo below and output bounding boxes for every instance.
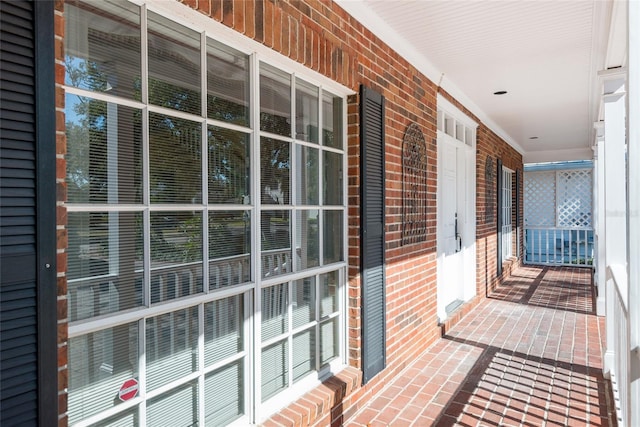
[118,378,139,402]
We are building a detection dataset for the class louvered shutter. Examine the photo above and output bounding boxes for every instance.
[516,168,521,259]
[496,158,503,276]
[360,85,386,383]
[1,1,57,425]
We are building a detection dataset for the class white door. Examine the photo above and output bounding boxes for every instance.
[438,141,465,318]
[436,97,477,322]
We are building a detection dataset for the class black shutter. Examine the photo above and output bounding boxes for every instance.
[360,85,386,383]
[515,168,521,259]
[1,1,57,425]
[496,158,503,276]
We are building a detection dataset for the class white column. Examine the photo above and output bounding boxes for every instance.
[627,1,640,425]
[594,125,606,316]
[600,71,627,376]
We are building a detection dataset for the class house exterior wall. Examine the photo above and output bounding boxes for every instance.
[52,1,523,425]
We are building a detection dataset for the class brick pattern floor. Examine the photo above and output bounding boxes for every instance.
[346,266,617,427]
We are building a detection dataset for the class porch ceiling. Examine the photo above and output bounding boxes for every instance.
[336,0,626,164]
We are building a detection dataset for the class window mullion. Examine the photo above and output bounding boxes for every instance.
[318,89,324,267]
[290,74,298,272]
[200,29,210,305]
[197,304,205,425]
[243,291,253,423]
[315,273,320,372]
[142,111,151,308]
[139,318,148,425]
[141,4,151,310]
[287,280,293,387]
[202,121,209,295]
[250,52,262,420]
[141,4,149,105]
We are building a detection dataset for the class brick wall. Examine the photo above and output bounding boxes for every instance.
[54,0,68,425]
[53,1,523,426]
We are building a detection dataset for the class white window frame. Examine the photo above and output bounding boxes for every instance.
[502,167,514,261]
[64,1,352,425]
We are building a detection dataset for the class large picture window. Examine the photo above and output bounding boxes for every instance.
[64,1,347,425]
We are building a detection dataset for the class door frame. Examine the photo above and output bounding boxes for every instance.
[436,96,477,322]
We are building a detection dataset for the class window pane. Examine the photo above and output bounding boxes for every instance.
[207,39,249,126]
[150,210,203,262]
[209,211,250,290]
[205,362,244,426]
[293,328,316,382]
[320,318,339,366]
[68,211,143,321]
[320,270,339,317]
[204,295,243,366]
[66,95,142,204]
[68,323,138,425]
[295,79,318,143]
[260,63,291,136]
[146,307,198,391]
[323,151,343,206]
[261,340,288,401]
[65,0,141,99]
[147,381,198,427]
[322,91,342,149]
[150,211,203,303]
[296,210,319,270]
[261,137,290,205]
[149,113,202,204]
[208,126,249,204]
[147,11,201,115]
[93,410,138,427]
[261,211,291,278]
[262,283,288,341]
[295,146,319,205]
[323,210,343,264]
[292,277,315,328]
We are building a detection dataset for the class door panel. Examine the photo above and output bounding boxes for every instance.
[438,138,465,317]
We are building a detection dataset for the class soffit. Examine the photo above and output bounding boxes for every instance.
[337,0,614,163]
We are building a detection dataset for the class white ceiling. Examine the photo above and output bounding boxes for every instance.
[337,0,624,163]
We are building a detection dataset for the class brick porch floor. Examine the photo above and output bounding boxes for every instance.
[346,266,617,426]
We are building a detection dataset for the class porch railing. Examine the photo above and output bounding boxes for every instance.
[607,264,630,427]
[524,226,594,267]
[261,248,292,278]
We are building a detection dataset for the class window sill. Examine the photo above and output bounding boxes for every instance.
[261,366,362,427]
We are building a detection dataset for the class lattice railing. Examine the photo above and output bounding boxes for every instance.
[524,167,594,268]
[524,171,555,227]
[557,169,592,227]
[525,169,593,228]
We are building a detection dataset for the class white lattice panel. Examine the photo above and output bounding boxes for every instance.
[524,171,556,226]
[557,169,592,227]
